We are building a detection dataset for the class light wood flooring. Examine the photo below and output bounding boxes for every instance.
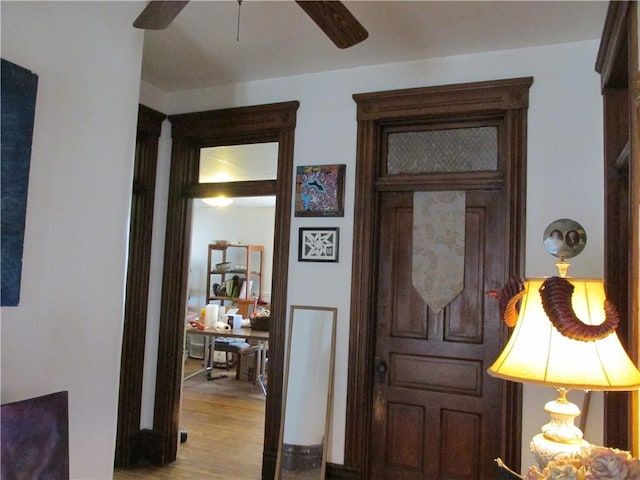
[113,358,266,480]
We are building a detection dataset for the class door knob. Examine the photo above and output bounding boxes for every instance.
[375,358,388,374]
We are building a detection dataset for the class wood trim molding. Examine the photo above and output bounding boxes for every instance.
[115,104,166,467]
[169,101,299,139]
[152,101,298,473]
[345,77,531,477]
[326,462,360,479]
[137,104,165,136]
[597,0,638,451]
[353,77,531,121]
[184,180,278,199]
[596,1,630,90]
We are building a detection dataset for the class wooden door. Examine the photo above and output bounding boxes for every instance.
[369,189,505,479]
[345,78,531,479]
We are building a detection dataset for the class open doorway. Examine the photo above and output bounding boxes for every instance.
[116,102,298,476]
[177,195,275,478]
[180,142,278,473]
[152,101,299,477]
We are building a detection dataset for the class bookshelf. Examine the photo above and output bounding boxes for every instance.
[206,243,264,317]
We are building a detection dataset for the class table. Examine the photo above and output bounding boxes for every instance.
[184,326,269,395]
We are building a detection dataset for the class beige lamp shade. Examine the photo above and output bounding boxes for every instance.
[488,278,640,391]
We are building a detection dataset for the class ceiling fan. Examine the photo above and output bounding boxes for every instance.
[133,1,368,49]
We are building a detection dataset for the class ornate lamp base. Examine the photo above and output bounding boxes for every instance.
[530,388,589,469]
[531,434,589,469]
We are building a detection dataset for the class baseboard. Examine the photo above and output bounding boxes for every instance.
[326,462,361,479]
[128,429,164,465]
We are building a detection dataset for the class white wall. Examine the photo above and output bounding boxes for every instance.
[141,40,605,471]
[0,2,143,479]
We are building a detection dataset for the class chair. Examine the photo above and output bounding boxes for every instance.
[211,338,259,381]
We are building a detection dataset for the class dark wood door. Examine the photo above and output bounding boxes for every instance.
[370,189,506,480]
[596,1,637,449]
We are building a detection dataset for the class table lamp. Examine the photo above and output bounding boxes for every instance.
[488,219,640,469]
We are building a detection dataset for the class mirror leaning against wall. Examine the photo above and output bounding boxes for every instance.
[276,306,337,480]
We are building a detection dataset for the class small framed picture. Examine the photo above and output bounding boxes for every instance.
[298,227,340,263]
[295,164,346,217]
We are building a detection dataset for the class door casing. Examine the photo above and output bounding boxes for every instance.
[115,104,166,467]
[152,101,299,477]
[345,78,532,476]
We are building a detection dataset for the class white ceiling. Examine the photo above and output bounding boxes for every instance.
[138,0,609,92]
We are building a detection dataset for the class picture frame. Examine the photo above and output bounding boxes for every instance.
[295,164,345,217]
[298,227,340,263]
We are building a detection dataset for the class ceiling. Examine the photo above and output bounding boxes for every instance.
[138,1,609,92]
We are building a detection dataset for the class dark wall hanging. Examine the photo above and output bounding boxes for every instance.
[1,58,39,306]
[1,391,70,479]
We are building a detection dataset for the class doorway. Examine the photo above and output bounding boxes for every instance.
[344,78,532,478]
[183,142,279,471]
[182,197,274,475]
[153,101,299,478]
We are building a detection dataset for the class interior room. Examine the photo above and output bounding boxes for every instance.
[181,186,276,479]
[1,2,638,480]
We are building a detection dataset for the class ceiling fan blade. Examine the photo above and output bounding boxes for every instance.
[133,1,189,30]
[295,1,368,49]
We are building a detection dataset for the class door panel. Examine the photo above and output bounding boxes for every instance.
[371,189,504,480]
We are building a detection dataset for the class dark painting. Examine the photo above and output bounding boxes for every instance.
[1,58,39,306]
[1,391,69,479]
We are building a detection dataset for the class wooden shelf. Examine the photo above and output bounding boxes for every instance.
[205,244,264,317]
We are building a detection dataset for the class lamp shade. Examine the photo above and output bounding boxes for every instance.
[488,278,640,391]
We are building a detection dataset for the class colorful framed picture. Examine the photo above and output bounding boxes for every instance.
[298,227,340,263]
[295,164,345,217]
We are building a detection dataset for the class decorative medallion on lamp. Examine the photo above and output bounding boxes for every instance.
[488,219,640,470]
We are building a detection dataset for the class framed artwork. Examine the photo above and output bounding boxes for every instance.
[298,227,339,263]
[295,164,345,217]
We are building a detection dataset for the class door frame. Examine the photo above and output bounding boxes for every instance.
[596,0,638,451]
[344,78,532,476]
[115,104,166,467]
[152,101,299,477]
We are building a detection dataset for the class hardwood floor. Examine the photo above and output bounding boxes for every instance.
[114,358,266,480]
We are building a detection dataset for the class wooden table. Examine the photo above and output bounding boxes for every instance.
[185,326,269,395]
